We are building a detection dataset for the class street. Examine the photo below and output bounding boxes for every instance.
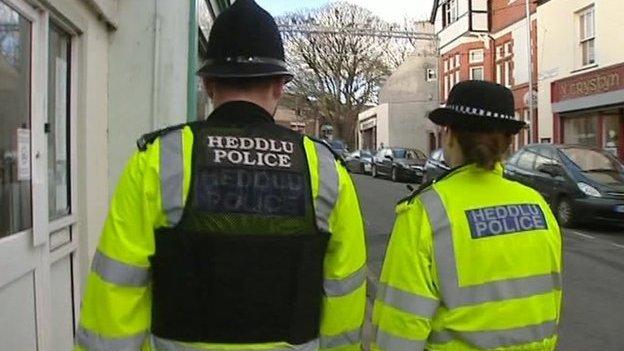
[352,174,624,351]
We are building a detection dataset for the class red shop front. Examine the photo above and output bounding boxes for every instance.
[552,63,624,161]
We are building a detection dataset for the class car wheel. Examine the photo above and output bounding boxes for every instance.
[391,168,398,182]
[372,165,378,178]
[556,197,576,227]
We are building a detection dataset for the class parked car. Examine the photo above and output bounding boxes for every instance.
[372,147,427,182]
[504,144,624,227]
[423,148,451,184]
[345,150,374,174]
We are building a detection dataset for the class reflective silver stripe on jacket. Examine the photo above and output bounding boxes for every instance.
[374,327,425,351]
[160,129,185,227]
[419,189,561,309]
[320,327,361,349]
[313,142,339,233]
[429,320,558,349]
[76,326,146,351]
[324,265,366,297]
[91,250,150,287]
[376,283,439,319]
[151,336,319,351]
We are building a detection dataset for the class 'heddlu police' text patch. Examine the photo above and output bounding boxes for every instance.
[466,204,548,239]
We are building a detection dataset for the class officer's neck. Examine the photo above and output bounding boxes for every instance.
[212,94,278,117]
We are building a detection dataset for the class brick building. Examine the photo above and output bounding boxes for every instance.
[430,0,538,148]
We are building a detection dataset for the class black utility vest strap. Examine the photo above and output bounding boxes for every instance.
[150,115,328,345]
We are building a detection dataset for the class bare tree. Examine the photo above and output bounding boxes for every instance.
[278,2,421,147]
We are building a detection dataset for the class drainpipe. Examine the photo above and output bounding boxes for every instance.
[187,0,199,122]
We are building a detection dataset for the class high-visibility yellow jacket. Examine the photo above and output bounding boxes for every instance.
[372,163,562,351]
[75,122,367,351]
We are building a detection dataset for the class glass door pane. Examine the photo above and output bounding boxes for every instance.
[0,0,32,238]
[47,24,70,220]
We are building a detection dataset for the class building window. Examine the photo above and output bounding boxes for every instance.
[504,42,513,57]
[455,70,460,84]
[443,0,459,27]
[578,6,595,66]
[496,63,503,84]
[455,54,461,67]
[469,49,484,63]
[426,68,437,81]
[444,74,450,99]
[444,59,449,72]
[496,45,504,60]
[504,61,512,87]
[470,66,484,80]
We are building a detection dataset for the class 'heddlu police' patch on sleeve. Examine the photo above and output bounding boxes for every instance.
[466,204,548,239]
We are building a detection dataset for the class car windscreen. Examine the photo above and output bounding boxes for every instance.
[361,150,372,158]
[560,147,623,172]
[393,149,423,159]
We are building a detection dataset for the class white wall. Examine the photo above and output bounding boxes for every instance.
[512,20,529,86]
[537,0,624,140]
[376,104,390,148]
[108,0,191,197]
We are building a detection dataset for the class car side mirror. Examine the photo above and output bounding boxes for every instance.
[537,163,563,177]
[354,155,360,160]
[384,155,393,160]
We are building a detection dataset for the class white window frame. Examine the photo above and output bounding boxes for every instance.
[469,49,484,64]
[444,59,449,72]
[578,5,596,67]
[426,68,437,82]
[504,60,512,87]
[470,66,484,80]
[496,63,503,84]
[455,54,461,67]
[504,42,513,57]
[496,45,504,60]
[455,70,460,85]
[444,74,450,100]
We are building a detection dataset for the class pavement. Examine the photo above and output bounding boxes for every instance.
[351,173,624,351]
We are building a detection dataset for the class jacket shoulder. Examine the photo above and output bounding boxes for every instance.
[306,136,346,167]
[136,122,189,151]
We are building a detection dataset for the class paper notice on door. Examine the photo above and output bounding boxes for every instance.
[55,58,67,162]
[17,128,31,181]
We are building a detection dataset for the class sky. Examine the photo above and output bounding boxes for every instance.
[255,0,433,23]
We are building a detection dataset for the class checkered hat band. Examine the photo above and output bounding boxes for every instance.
[446,105,515,120]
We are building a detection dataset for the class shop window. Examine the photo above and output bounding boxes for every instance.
[470,66,484,80]
[563,115,598,146]
[578,6,595,67]
[0,1,32,238]
[602,113,620,157]
[469,49,484,64]
[48,24,71,220]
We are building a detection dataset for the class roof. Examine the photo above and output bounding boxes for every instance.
[430,0,440,24]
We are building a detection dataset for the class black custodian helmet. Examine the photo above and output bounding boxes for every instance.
[198,0,293,80]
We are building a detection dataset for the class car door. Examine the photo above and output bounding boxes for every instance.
[380,149,393,175]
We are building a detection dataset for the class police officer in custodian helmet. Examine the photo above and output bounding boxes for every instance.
[372,81,562,351]
[75,1,366,350]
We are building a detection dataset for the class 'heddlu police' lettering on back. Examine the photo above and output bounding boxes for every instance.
[466,204,548,239]
[195,134,307,217]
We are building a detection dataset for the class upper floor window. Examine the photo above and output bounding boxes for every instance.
[455,54,461,67]
[426,68,437,82]
[578,6,595,66]
[470,66,484,80]
[443,0,459,27]
[469,49,484,63]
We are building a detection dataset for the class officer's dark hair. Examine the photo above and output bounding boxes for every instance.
[207,76,286,92]
[453,129,512,170]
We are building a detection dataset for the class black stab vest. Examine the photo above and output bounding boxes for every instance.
[150,103,329,345]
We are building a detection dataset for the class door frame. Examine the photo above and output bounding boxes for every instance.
[0,0,81,349]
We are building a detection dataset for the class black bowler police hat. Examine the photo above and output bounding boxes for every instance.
[198,0,293,80]
[429,80,526,134]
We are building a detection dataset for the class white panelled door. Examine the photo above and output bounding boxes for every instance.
[0,1,78,350]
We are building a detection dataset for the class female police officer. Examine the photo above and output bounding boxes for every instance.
[372,81,562,351]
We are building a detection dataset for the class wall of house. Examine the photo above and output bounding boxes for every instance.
[537,0,624,140]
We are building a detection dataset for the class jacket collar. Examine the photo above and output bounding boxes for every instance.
[435,162,504,183]
[206,101,275,126]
